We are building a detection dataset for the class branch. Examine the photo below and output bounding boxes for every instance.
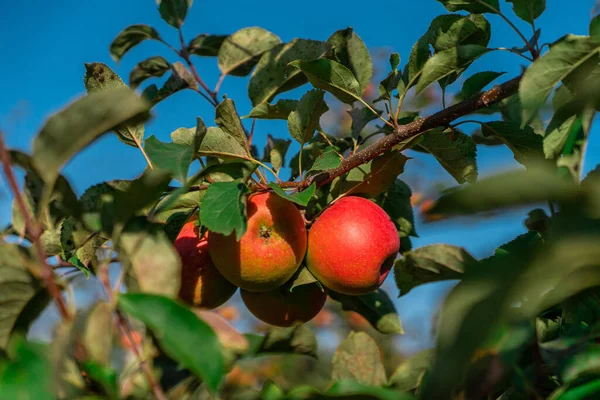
[304,75,522,189]
[177,29,219,106]
[0,130,72,320]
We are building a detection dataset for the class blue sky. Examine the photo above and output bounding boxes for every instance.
[1,0,599,352]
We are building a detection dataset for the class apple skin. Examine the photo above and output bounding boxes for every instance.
[208,192,307,292]
[241,284,327,327]
[175,220,237,309]
[306,196,399,295]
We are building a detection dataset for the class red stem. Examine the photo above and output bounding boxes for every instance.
[0,130,71,320]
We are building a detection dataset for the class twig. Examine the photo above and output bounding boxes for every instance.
[476,0,538,59]
[177,29,218,106]
[98,260,167,400]
[493,47,534,62]
[127,127,154,169]
[0,129,72,320]
[214,74,226,96]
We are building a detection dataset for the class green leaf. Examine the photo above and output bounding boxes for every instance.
[394,244,474,296]
[215,98,251,153]
[246,324,318,358]
[120,217,182,298]
[83,62,147,147]
[218,27,281,76]
[416,45,489,94]
[389,349,433,391]
[309,147,342,173]
[67,255,90,278]
[187,34,227,56]
[285,266,320,292]
[289,59,363,104]
[118,293,224,393]
[480,121,543,165]
[332,332,387,385]
[520,35,600,125]
[150,62,198,105]
[459,71,505,99]
[378,180,416,238]
[506,0,546,23]
[82,302,114,366]
[591,15,600,40]
[436,0,499,13]
[325,381,412,400]
[405,37,431,89]
[426,14,492,53]
[416,128,478,184]
[33,87,149,184]
[157,0,192,28]
[329,289,403,335]
[248,39,328,106]
[81,361,118,400]
[389,53,401,70]
[544,102,582,159]
[112,169,172,223]
[247,99,299,120]
[289,140,329,179]
[334,150,408,198]
[129,56,170,88]
[0,244,49,351]
[263,134,291,172]
[287,89,329,144]
[0,337,53,400]
[551,379,600,399]
[200,181,248,240]
[201,162,257,184]
[153,190,202,224]
[198,127,249,159]
[348,107,381,139]
[326,27,373,93]
[109,24,161,62]
[144,135,193,183]
[424,166,579,218]
[269,182,316,206]
[170,118,206,153]
[377,69,403,102]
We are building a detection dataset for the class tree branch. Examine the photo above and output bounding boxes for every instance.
[177,29,219,106]
[0,129,72,320]
[304,75,522,189]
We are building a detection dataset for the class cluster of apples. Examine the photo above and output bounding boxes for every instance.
[174,192,400,327]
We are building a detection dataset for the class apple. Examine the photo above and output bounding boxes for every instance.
[241,284,327,327]
[208,192,307,292]
[306,196,399,295]
[175,220,237,309]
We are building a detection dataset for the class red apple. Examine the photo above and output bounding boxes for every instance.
[241,284,327,327]
[208,192,307,292]
[306,196,399,295]
[175,220,237,309]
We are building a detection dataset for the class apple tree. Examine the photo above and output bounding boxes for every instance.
[2,0,600,398]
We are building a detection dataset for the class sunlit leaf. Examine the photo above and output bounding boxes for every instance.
[394,244,474,296]
[218,27,281,76]
[109,25,161,62]
[329,289,403,334]
[83,62,147,147]
[332,332,387,385]
[33,88,149,184]
[200,181,248,240]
